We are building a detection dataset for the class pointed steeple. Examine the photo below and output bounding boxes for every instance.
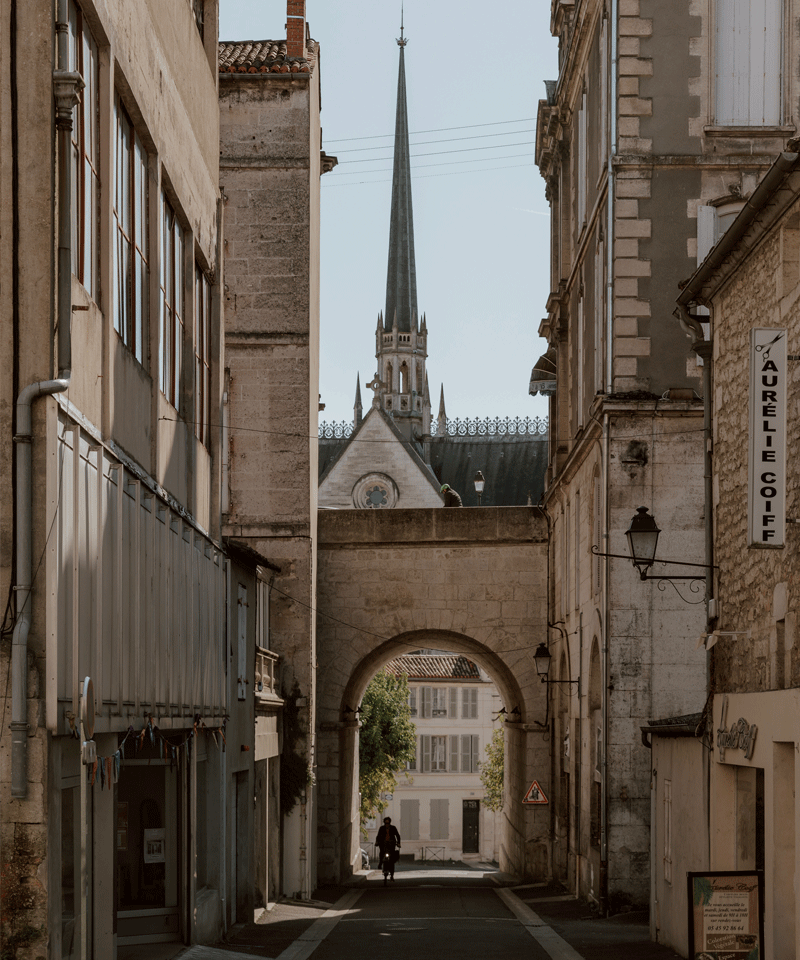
[437,385,447,437]
[354,374,363,428]
[384,21,417,334]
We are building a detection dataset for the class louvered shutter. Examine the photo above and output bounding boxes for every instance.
[449,687,458,717]
[449,736,459,772]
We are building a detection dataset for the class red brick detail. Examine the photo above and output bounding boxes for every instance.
[286,18,305,58]
[287,0,306,16]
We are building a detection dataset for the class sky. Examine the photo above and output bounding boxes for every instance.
[219,1,558,427]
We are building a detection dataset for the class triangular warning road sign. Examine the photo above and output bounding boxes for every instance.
[522,780,548,804]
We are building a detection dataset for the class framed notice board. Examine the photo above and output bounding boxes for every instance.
[688,871,764,959]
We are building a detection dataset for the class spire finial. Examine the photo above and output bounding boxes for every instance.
[397,4,407,46]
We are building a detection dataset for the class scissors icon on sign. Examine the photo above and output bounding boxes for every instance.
[756,331,784,361]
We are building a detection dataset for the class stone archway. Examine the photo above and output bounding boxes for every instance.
[315,506,550,883]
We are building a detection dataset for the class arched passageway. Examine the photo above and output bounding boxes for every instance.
[315,507,550,884]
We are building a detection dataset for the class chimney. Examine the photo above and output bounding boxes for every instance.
[286,0,306,59]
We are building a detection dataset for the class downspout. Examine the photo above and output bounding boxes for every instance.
[600,0,618,916]
[10,1,82,798]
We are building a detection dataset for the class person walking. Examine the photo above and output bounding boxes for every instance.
[375,816,401,883]
[440,483,463,507]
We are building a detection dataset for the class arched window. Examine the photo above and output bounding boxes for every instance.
[400,362,409,393]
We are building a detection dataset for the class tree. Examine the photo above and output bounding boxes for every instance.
[358,669,417,825]
[479,719,504,811]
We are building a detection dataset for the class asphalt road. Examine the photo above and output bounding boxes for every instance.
[310,870,551,960]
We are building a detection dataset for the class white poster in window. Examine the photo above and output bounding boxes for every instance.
[749,328,786,547]
[143,828,166,864]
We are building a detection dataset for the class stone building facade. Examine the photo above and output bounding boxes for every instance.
[218,1,336,902]
[0,0,229,954]
[534,0,799,908]
[669,149,800,958]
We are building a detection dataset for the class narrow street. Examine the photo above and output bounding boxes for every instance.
[176,865,684,960]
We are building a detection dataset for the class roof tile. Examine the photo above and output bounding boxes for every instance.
[218,39,317,75]
[385,654,481,681]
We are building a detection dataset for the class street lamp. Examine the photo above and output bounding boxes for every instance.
[533,643,579,687]
[474,470,485,506]
[591,505,717,589]
[625,506,661,579]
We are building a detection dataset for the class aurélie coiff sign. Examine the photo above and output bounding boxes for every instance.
[749,328,786,547]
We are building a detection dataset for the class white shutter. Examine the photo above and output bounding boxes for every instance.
[715,0,782,125]
[422,735,431,772]
[697,205,717,264]
[401,799,419,841]
[448,687,458,718]
[449,736,459,772]
[461,735,471,773]
[472,735,479,773]
[422,686,432,718]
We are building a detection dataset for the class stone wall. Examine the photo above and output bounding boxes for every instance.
[315,506,551,883]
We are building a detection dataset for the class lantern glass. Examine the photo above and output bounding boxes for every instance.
[533,642,551,678]
[625,506,660,570]
[474,470,485,494]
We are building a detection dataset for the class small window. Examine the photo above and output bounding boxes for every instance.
[431,689,448,717]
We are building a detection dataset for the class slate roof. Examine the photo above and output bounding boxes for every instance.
[318,430,548,507]
[218,39,317,74]
[385,654,481,681]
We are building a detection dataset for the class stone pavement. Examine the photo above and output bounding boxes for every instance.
[176,864,684,960]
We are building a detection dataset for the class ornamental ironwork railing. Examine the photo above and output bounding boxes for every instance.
[318,415,549,439]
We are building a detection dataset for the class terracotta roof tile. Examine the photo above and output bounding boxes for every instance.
[385,654,481,681]
[218,39,317,75]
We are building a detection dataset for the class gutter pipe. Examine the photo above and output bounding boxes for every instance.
[11,0,81,798]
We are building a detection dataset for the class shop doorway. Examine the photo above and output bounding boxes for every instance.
[462,799,480,854]
[116,761,181,945]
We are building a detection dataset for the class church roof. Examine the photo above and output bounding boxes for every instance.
[218,39,317,74]
[384,40,418,332]
[384,654,481,681]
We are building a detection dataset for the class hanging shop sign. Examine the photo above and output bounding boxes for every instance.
[687,871,764,959]
[749,328,787,547]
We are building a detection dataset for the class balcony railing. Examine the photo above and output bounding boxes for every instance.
[255,647,281,701]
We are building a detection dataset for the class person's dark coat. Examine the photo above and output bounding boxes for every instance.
[375,823,401,860]
[443,487,463,507]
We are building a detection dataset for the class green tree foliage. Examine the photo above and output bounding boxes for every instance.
[479,720,504,811]
[359,670,417,824]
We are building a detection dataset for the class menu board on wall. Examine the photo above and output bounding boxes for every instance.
[688,871,764,959]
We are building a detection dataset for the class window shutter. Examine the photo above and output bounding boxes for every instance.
[409,687,417,717]
[715,0,782,126]
[461,735,471,773]
[422,686,432,718]
[449,687,458,718]
[471,735,479,773]
[431,799,449,840]
[401,799,420,841]
[697,205,716,265]
[449,736,459,772]
[422,735,431,773]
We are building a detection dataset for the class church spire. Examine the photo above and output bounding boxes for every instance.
[384,17,417,334]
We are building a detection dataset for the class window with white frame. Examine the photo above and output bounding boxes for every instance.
[160,194,185,407]
[461,687,478,719]
[68,1,99,300]
[432,689,448,717]
[113,96,149,364]
[697,201,745,264]
[409,687,417,717]
[194,266,211,446]
[420,735,447,772]
[715,0,782,126]
[256,576,269,650]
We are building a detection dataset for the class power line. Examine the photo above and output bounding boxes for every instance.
[338,141,536,165]
[326,117,537,143]
[323,162,536,187]
[328,152,535,178]
[336,128,536,154]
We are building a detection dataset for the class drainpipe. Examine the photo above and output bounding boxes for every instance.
[600,0,618,916]
[11,1,82,798]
